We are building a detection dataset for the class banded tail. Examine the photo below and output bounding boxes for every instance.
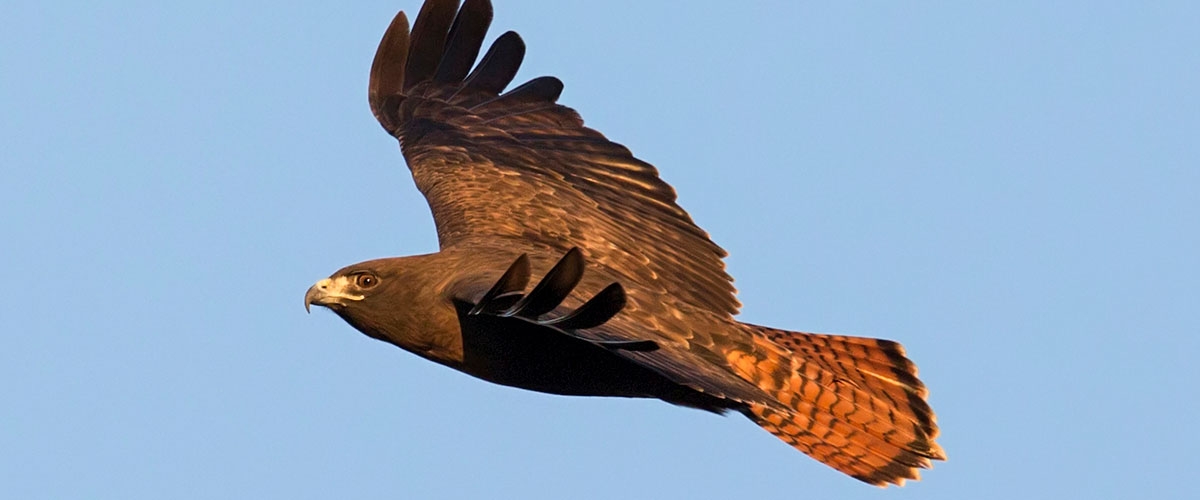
[730,324,945,486]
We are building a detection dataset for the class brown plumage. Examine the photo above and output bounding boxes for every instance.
[305,0,945,487]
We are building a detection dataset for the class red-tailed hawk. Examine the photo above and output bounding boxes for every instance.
[305,0,944,486]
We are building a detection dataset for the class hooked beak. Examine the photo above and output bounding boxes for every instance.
[303,279,329,313]
[304,277,364,313]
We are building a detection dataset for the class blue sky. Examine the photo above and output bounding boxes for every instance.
[2,1,1197,498]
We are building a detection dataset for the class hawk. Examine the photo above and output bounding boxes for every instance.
[304,0,945,486]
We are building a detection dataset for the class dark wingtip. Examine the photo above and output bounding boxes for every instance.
[463,30,525,94]
[509,76,563,103]
[472,75,563,111]
[543,282,626,330]
[368,10,411,133]
[404,0,461,91]
[470,253,531,316]
[502,248,584,319]
[434,0,494,83]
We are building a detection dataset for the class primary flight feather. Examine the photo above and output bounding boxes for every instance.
[305,0,945,486]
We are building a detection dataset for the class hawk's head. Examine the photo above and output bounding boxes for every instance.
[304,255,464,362]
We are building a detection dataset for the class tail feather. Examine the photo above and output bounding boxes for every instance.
[774,331,937,439]
[752,404,929,486]
[736,324,945,487]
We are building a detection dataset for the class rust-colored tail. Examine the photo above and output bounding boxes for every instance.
[731,324,945,486]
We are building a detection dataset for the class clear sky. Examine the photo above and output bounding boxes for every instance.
[2,1,1197,499]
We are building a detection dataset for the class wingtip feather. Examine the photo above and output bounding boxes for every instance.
[463,30,525,94]
[404,0,461,91]
[435,0,494,83]
[369,10,411,131]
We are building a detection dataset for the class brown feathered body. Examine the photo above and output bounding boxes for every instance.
[306,0,945,487]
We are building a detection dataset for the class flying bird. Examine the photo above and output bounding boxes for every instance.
[305,0,945,486]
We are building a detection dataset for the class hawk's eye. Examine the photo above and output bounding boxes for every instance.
[355,274,379,288]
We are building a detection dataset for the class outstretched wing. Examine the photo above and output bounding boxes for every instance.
[369,0,739,316]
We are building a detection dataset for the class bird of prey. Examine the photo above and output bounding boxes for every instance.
[305,0,944,486]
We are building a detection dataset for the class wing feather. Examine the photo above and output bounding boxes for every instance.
[403,0,459,91]
[370,0,740,318]
[434,0,493,84]
[460,31,525,98]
